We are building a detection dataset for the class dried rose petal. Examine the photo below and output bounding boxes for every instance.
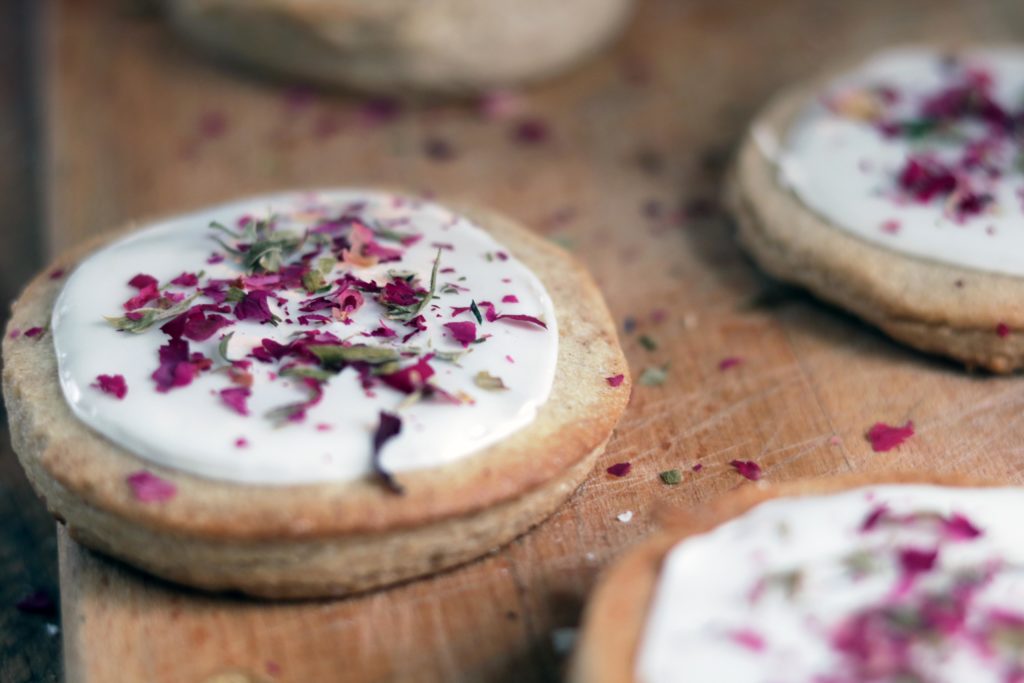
[126,471,177,503]
[123,282,159,311]
[359,97,402,125]
[729,629,766,652]
[494,313,547,329]
[170,272,199,287]
[899,547,939,575]
[161,306,233,342]
[379,356,435,394]
[401,315,427,343]
[380,278,422,307]
[198,110,228,139]
[152,339,209,392]
[898,155,957,203]
[92,374,127,399]
[219,387,251,416]
[606,374,625,387]
[512,118,550,145]
[730,459,762,481]
[860,504,889,532]
[997,322,1011,338]
[128,274,158,290]
[866,421,915,452]
[479,89,525,120]
[234,290,277,324]
[881,219,901,234]
[15,590,56,616]
[606,462,631,477]
[372,411,404,494]
[368,322,396,338]
[944,513,983,540]
[443,321,477,348]
[718,357,743,371]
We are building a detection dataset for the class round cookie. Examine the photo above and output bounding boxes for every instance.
[2,189,630,598]
[727,46,1024,372]
[164,0,635,94]
[571,473,1023,683]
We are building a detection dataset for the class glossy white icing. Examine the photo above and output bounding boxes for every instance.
[780,47,1024,277]
[636,485,1024,683]
[52,190,559,485]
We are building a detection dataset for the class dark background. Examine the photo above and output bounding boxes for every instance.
[0,2,58,682]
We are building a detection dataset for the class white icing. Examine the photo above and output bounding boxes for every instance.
[52,190,559,485]
[781,47,1024,277]
[636,485,1024,683]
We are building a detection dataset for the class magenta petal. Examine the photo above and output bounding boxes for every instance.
[219,387,251,416]
[93,374,128,399]
[730,459,762,481]
[126,471,177,503]
[443,321,477,347]
[866,421,915,452]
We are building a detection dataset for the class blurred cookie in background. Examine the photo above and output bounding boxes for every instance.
[163,0,635,93]
[728,46,1024,372]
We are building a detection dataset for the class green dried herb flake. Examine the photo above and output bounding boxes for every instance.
[659,469,682,485]
[105,294,198,334]
[308,344,400,368]
[217,332,235,363]
[639,365,669,386]
[474,371,508,391]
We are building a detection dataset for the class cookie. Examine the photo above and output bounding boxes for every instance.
[164,0,635,94]
[727,46,1024,372]
[3,189,630,598]
[570,473,1022,683]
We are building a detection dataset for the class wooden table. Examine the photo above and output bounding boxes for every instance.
[4,0,1024,681]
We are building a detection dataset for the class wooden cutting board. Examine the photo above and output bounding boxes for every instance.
[45,0,1024,681]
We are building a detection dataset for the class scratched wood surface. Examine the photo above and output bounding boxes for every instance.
[41,0,1024,681]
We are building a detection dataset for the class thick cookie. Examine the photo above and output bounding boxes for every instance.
[3,189,630,598]
[571,473,1022,683]
[727,46,1024,372]
[165,0,635,94]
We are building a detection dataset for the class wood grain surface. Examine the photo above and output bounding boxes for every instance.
[35,0,1024,681]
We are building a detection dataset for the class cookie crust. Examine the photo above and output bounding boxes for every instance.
[727,46,1024,373]
[165,0,635,94]
[3,194,630,597]
[569,472,1001,683]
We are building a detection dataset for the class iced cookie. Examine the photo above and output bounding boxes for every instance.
[2,189,629,598]
[165,0,635,94]
[571,475,1024,683]
[728,46,1024,372]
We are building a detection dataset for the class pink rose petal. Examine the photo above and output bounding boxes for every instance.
[92,374,127,399]
[126,471,177,503]
[730,459,762,481]
[866,421,915,452]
